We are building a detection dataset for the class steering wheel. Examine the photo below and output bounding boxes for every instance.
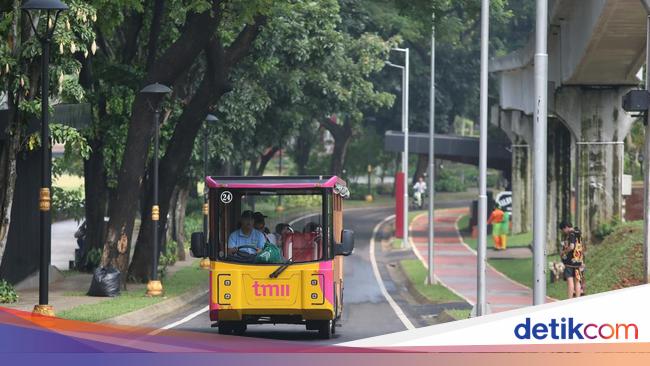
[228,245,258,263]
[236,245,258,256]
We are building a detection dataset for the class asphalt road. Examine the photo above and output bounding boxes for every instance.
[146,206,412,344]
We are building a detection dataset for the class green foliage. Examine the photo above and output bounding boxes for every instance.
[86,248,102,269]
[158,240,179,280]
[0,279,18,304]
[51,186,85,222]
[594,217,621,240]
[435,169,464,192]
[400,259,462,303]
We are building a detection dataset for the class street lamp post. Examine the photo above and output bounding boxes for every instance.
[533,0,549,305]
[140,83,172,297]
[427,16,436,286]
[476,0,489,316]
[386,47,410,248]
[22,0,69,317]
[200,114,218,270]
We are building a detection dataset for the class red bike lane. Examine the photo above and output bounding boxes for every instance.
[409,208,552,313]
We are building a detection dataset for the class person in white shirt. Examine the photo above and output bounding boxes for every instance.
[413,176,426,209]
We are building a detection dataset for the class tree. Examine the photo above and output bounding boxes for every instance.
[0,0,95,267]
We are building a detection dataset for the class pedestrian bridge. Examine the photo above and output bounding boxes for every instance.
[383,131,512,173]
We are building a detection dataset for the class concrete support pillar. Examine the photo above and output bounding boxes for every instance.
[545,118,573,253]
[511,136,532,234]
[493,109,534,235]
[555,87,634,243]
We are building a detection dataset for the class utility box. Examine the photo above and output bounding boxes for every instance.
[622,174,632,196]
[622,90,650,112]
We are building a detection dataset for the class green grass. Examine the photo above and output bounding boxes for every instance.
[392,238,403,249]
[53,174,84,191]
[457,215,531,251]
[400,259,462,303]
[58,261,207,322]
[445,308,471,320]
[487,257,567,300]
[456,214,566,299]
[459,219,646,301]
[584,221,644,294]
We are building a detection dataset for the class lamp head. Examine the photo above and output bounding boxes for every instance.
[205,114,218,123]
[21,0,69,11]
[140,83,172,95]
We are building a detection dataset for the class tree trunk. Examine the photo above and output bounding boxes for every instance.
[127,18,265,281]
[173,184,190,261]
[82,137,109,269]
[320,117,353,176]
[247,157,259,176]
[0,3,25,266]
[413,154,428,185]
[257,146,279,176]
[101,9,221,274]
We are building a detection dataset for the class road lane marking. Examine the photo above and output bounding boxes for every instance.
[149,305,209,336]
[369,214,415,330]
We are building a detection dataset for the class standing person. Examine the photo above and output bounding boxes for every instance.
[559,221,584,298]
[487,205,505,250]
[500,209,511,250]
[413,176,427,209]
[253,212,276,244]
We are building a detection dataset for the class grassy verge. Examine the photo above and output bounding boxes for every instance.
[457,214,531,251]
[444,309,471,320]
[458,217,646,301]
[400,259,462,303]
[456,215,567,300]
[58,261,207,322]
[488,257,567,300]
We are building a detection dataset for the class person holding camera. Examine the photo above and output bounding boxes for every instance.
[559,221,585,298]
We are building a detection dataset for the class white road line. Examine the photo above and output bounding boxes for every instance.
[148,305,209,336]
[369,214,416,330]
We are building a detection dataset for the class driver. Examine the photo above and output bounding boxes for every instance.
[227,210,265,255]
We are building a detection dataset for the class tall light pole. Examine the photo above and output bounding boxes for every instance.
[476,0,489,316]
[427,16,436,285]
[140,83,172,297]
[22,0,69,317]
[533,0,549,305]
[641,0,650,284]
[386,47,410,248]
[200,114,218,270]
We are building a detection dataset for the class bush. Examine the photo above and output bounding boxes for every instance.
[52,186,85,222]
[0,279,18,303]
[158,240,179,280]
[435,170,464,192]
[594,218,621,240]
[86,248,102,269]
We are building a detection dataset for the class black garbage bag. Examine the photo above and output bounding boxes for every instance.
[87,267,121,297]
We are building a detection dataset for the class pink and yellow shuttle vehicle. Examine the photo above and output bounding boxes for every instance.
[190,176,354,338]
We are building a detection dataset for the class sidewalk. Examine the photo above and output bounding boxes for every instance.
[4,255,197,314]
[409,208,551,313]
[52,219,80,270]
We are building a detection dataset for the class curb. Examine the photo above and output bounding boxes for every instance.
[100,287,209,326]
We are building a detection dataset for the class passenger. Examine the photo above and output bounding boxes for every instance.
[227,210,265,255]
[303,222,322,234]
[253,211,276,244]
[275,223,293,241]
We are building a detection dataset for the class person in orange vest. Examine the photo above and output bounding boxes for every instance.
[487,205,505,250]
